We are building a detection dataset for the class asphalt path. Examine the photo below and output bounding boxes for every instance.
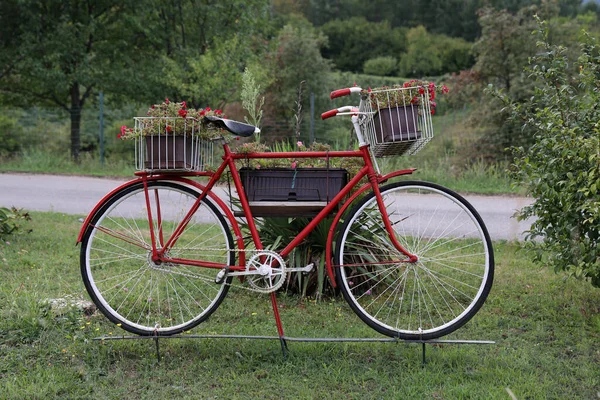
[0,172,534,241]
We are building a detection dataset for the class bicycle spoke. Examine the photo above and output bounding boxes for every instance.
[337,182,493,340]
[81,182,234,335]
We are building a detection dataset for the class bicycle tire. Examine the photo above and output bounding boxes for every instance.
[80,181,234,336]
[335,181,494,340]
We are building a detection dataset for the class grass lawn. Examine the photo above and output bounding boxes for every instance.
[1,212,599,399]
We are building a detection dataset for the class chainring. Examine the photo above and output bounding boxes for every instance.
[246,250,286,293]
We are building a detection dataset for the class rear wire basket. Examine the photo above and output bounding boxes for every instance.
[359,85,434,157]
[134,117,214,172]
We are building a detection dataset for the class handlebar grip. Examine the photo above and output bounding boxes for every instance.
[330,88,351,99]
[321,109,339,120]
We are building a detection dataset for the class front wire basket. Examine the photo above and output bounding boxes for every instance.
[359,85,434,157]
[134,117,214,172]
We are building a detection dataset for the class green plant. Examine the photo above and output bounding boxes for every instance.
[365,80,449,115]
[0,207,31,240]
[363,56,398,76]
[498,18,600,287]
[234,140,362,176]
[241,67,265,141]
[119,100,226,140]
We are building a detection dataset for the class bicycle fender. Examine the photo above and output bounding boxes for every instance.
[76,177,245,263]
[324,168,415,288]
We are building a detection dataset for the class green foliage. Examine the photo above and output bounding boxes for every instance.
[398,26,443,77]
[241,67,265,135]
[468,5,580,160]
[0,0,270,160]
[263,20,332,140]
[0,207,31,240]
[473,7,538,93]
[363,56,398,76]
[503,20,600,287]
[321,18,406,73]
[0,115,22,156]
[397,26,474,77]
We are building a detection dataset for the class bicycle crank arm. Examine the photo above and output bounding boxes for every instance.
[286,263,314,273]
[227,263,313,276]
[215,263,313,283]
[227,263,314,276]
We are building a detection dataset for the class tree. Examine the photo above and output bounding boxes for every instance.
[473,7,538,93]
[263,20,332,141]
[320,17,406,73]
[503,19,600,287]
[398,26,443,77]
[0,0,165,161]
[0,0,270,161]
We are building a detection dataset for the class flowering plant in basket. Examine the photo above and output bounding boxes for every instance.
[365,80,449,115]
[118,99,226,140]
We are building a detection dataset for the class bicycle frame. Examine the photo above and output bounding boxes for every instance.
[77,140,417,288]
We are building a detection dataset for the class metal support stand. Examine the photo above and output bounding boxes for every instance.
[94,334,494,365]
[154,334,161,363]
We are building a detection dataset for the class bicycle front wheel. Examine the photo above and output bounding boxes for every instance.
[80,181,234,336]
[335,181,493,340]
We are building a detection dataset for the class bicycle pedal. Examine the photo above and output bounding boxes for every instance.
[302,263,314,273]
[215,266,229,284]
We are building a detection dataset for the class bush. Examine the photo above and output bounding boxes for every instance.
[0,115,23,156]
[0,207,31,240]
[363,56,397,76]
[501,19,600,287]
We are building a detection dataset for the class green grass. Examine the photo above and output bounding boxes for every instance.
[0,149,133,178]
[1,212,599,399]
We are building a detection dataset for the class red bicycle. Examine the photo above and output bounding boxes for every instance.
[77,85,494,341]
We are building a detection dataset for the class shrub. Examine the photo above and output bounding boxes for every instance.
[500,19,600,287]
[363,56,397,76]
[0,115,23,156]
[0,207,31,240]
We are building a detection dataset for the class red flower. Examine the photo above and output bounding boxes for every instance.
[178,109,187,118]
[215,109,222,115]
[166,125,173,133]
[411,96,418,104]
[441,85,449,94]
[181,101,187,108]
[430,109,436,115]
[165,98,170,104]
[205,107,211,112]
[117,133,122,139]
[200,110,206,116]
[418,87,425,95]
[120,126,127,135]
[429,91,435,101]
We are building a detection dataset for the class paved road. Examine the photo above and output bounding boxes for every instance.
[0,172,534,241]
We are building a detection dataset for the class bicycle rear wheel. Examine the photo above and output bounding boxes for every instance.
[335,181,493,340]
[80,181,234,336]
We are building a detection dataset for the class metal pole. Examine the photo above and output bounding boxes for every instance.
[310,92,315,144]
[99,91,104,166]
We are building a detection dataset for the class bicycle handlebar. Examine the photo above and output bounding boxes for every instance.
[321,109,339,120]
[321,106,359,120]
[330,87,363,99]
